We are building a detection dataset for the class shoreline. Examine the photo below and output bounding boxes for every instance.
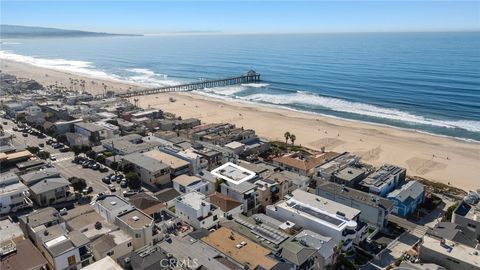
[1,58,479,192]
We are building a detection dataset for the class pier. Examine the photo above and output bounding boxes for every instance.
[116,70,260,98]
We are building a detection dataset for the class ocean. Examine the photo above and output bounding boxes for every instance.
[1,32,479,141]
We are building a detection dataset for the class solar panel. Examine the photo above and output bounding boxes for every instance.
[292,204,345,226]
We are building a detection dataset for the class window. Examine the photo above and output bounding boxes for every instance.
[468,223,477,229]
[135,233,141,238]
[67,255,76,266]
[107,251,114,256]
[127,242,132,247]
[213,215,218,221]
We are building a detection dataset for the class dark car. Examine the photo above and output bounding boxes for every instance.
[38,143,45,148]
[120,180,127,188]
[102,177,111,184]
[92,164,100,170]
[123,190,137,197]
[59,147,70,153]
[22,133,28,137]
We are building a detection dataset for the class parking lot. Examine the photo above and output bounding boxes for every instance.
[2,118,63,155]
[54,156,135,198]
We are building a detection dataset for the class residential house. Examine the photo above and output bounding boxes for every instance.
[387,180,425,217]
[0,237,48,270]
[273,151,340,177]
[208,192,243,218]
[93,195,134,224]
[172,174,212,195]
[122,151,171,186]
[316,182,393,229]
[359,164,406,197]
[202,227,281,270]
[28,177,72,207]
[175,192,223,229]
[90,230,133,261]
[0,173,32,215]
[452,199,480,238]
[267,189,364,252]
[419,234,480,270]
[115,209,157,250]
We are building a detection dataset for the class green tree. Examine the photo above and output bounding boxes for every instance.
[68,177,87,192]
[284,131,291,144]
[27,146,40,154]
[126,172,141,189]
[86,150,96,159]
[443,202,459,222]
[290,134,296,146]
[96,155,106,164]
[56,134,68,144]
[71,145,82,156]
[37,151,51,160]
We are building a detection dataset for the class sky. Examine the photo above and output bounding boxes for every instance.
[1,1,479,34]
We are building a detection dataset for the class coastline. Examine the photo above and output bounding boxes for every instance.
[1,59,479,192]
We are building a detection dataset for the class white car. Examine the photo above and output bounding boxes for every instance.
[50,155,57,161]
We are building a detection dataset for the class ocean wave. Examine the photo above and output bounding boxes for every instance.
[239,91,480,132]
[0,50,121,81]
[241,83,270,88]
[125,68,178,87]
[202,85,249,96]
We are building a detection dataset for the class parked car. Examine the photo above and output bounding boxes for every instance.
[120,180,127,188]
[99,166,109,173]
[123,190,136,197]
[102,177,111,184]
[115,175,124,183]
[22,133,28,137]
[50,155,57,161]
[60,147,70,152]
[59,208,68,216]
[108,184,116,192]
[82,186,93,194]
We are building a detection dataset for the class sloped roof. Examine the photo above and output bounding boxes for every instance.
[280,240,316,266]
[273,152,339,172]
[29,177,70,194]
[208,192,242,212]
[387,180,424,202]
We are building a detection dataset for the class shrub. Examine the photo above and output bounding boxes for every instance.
[27,146,40,154]
[126,172,141,189]
[68,177,87,192]
[37,151,51,160]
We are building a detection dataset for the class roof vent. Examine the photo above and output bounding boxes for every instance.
[110,201,117,205]
[132,216,140,221]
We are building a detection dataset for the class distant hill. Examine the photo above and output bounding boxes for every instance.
[0,25,142,38]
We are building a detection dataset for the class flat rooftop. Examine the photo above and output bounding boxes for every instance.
[143,149,189,169]
[117,209,152,229]
[0,219,24,243]
[211,162,256,185]
[317,182,393,209]
[202,227,278,270]
[176,192,208,210]
[291,189,360,220]
[334,166,366,182]
[422,235,480,267]
[96,195,131,211]
[361,164,405,188]
[122,152,168,172]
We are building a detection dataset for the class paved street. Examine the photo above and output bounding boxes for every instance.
[2,118,61,154]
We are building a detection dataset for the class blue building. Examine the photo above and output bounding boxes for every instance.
[387,180,425,217]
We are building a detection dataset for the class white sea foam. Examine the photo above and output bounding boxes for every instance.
[239,91,480,132]
[241,83,270,88]
[203,85,249,96]
[0,50,121,81]
[125,68,178,87]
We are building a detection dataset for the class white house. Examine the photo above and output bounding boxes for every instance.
[174,192,223,229]
[0,174,32,214]
[267,189,365,251]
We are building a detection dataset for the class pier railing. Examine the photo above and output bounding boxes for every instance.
[116,70,260,98]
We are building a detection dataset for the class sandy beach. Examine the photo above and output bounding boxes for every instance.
[1,59,479,192]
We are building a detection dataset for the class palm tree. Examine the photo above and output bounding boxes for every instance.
[284,132,291,144]
[290,134,296,146]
